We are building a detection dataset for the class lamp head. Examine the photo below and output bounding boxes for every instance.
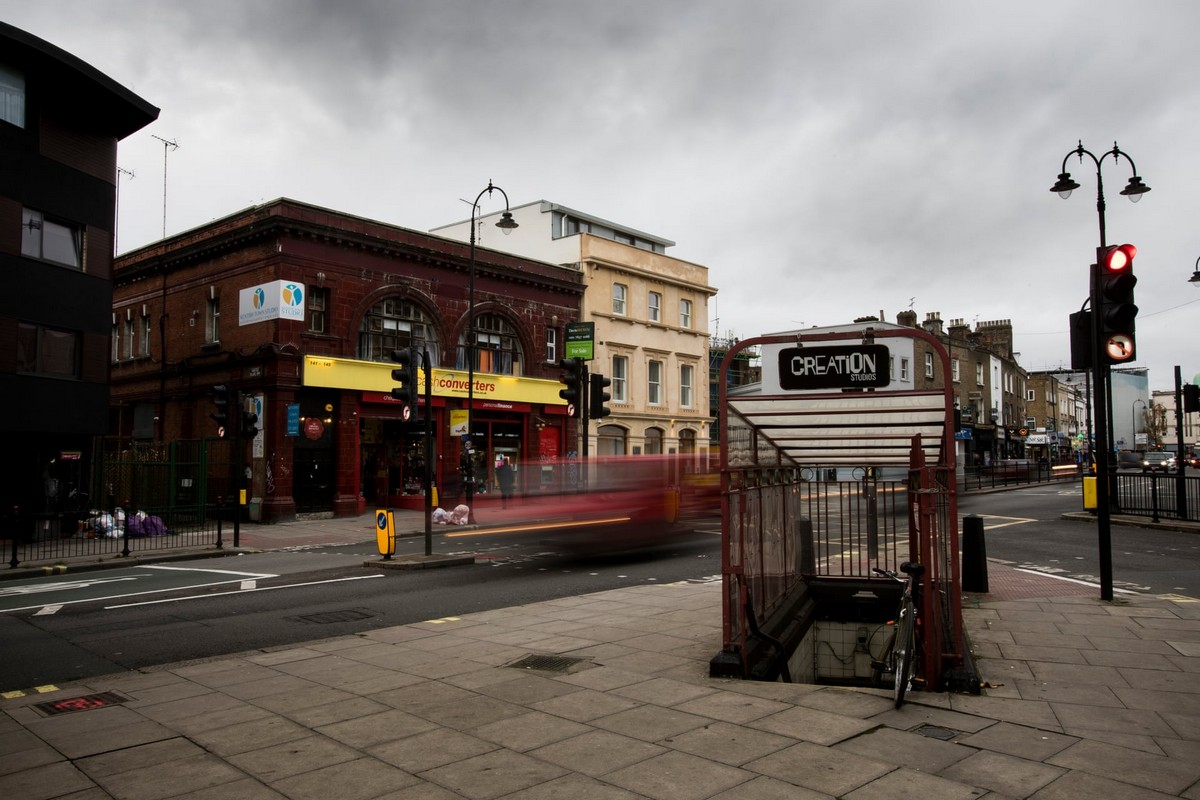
[1120,175,1150,203]
[495,211,518,235]
[1050,172,1080,199]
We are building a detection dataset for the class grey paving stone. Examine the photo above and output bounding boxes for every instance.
[169,777,287,799]
[706,774,834,800]
[834,726,974,774]
[316,708,438,748]
[368,727,499,773]
[0,740,61,777]
[660,720,796,766]
[611,676,716,707]
[1027,661,1130,687]
[226,733,360,783]
[1080,650,1178,670]
[91,752,249,800]
[134,689,273,732]
[530,688,642,722]
[369,779,469,800]
[412,692,527,731]
[553,665,648,691]
[75,736,206,778]
[418,748,569,800]
[603,749,752,800]
[1031,769,1182,800]
[0,761,97,800]
[670,689,791,724]
[793,687,897,719]
[1120,665,1200,693]
[948,694,1062,731]
[998,645,1090,664]
[1048,703,1178,739]
[249,684,360,714]
[468,710,592,752]
[173,660,284,688]
[595,650,694,676]
[494,773,645,800]
[842,766,988,800]
[474,674,586,705]
[269,756,421,800]
[217,673,327,701]
[591,703,713,742]
[956,721,1077,761]
[939,749,1066,797]
[189,713,309,756]
[748,703,878,745]
[281,695,392,728]
[1013,679,1125,706]
[745,740,893,797]
[870,703,998,734]
[530,729,666,776]
[1047,738,1200,795]
[370,680,477,715]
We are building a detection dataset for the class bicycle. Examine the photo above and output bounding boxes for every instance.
[870,561,925,708]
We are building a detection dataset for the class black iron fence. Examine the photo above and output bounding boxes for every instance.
[961,460,1079,491]
[1113,472,1200,522]
[6,437,242,568]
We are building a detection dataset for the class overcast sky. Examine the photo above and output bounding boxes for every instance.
[7,1,1199,392]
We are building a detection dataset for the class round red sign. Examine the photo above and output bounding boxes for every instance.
[304,417,325,440]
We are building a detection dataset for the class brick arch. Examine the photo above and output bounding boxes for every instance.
[454,300,535,376]
[350,286,445,362]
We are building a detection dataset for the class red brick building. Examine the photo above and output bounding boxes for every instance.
[111,199,584,522]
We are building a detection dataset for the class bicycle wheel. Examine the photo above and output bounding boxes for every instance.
[892,603,916,709]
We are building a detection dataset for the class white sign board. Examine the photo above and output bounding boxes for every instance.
[239,281,306,326]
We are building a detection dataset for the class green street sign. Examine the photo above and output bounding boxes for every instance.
[565,321,595,360]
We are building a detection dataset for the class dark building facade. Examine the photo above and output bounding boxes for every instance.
[111,199,584,522]
[0,23,159,528]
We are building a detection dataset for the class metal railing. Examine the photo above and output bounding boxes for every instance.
[1113,472,1199,522]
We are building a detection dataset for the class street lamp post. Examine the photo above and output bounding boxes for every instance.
[1050,140,1150,602]
[463,181,518,519]
[1191,256,1200,288]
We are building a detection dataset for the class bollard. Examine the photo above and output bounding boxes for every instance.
[961,514,988,593]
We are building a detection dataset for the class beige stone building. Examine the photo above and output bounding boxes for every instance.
[433,201,715,458]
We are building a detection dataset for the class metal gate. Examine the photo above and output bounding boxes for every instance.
[713,327,965,691]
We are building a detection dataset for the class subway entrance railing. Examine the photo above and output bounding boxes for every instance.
[709,327,969,694]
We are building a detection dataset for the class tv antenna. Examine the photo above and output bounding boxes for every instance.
[151,135,179,239]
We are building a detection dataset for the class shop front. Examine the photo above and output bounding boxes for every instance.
[303,356,572,515]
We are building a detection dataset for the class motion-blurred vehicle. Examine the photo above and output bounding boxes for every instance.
[1142,452,1176,473]
[1184,453,1200,469]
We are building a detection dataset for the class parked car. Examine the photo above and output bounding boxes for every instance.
[1142,452,1176,472]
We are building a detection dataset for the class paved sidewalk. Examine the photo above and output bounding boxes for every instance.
[3,513,1199,799]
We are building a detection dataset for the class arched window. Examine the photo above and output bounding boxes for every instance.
[457,313,523,375]
[679,429,696,455]
[359,298,439,363]
[597,425,627,456]
[644,427,664,455]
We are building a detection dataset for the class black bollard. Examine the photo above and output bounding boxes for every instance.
[961,514,988,593]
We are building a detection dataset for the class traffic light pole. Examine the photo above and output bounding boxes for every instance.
[1088,259,1114,601]
[1175,366,1189,521]
[422,349,434,555]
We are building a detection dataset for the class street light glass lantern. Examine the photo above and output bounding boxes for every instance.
[496,211,518,234]
[1050,172,1080,199]
[1191,257,1200,289]
[1120,175,1151,202]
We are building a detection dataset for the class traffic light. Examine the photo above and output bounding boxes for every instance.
[210,384,234,438]
[1068,310,1092,371]
[240,392,259,437]
[589,373,612,420]
[558,357,585,412]
[390,347,418,408]
[1097,243,1138,364]
[1184,384,1200,414]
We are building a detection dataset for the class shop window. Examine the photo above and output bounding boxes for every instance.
[359,297,438,363]
[679,429,696,455]
[644,427,663,455]
[597,424,627,456]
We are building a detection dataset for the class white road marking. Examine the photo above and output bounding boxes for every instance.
[104,574,383,609]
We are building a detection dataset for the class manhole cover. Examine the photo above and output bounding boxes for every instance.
[35,691,128,717]
[915,724,958,741]
[288,608,374,625]
[508,654,585,673]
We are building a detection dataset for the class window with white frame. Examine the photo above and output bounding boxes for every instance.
[206,297,220,344]
[21,208,82,269]
[976,363,984,384]
[648,360,663,405]
[680,364,694,408]
[111,321,119,363]
[924,352,934,378]
[307,287,329,334]
[360,297,438,364]
[123,318,134,360]
[679,298,693,328]
[612,355,628,402]
[900,357,910,381]
[139,312,151,357]
[545,327,557,363]
[612,284,627,316]
[952,358,960,383]
[648,291,661,323]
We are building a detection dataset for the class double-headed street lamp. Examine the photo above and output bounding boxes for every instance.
[463,181,518,516]
[1190,256,1200,288]
[1050,140,1150,602]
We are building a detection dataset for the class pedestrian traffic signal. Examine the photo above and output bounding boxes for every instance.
[558,357,585,410]
[589,373,612,420]
[1097,243,1138,364]
[390,347,418,408]
[210,384,234,438]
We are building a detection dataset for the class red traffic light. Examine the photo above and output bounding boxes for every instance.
[1100,243,1136,273]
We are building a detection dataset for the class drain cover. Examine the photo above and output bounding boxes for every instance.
[35,691,128,716]
[915,724,958,741]
[508,654,585,673]
[288,608,375,625]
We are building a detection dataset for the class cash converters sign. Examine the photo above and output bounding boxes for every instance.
[239,281,305,326]
[777,344,890,390]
